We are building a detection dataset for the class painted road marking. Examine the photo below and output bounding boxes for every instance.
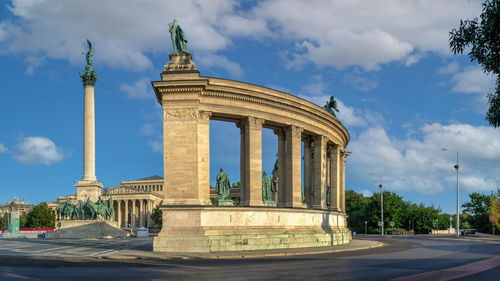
[394,255,500,281]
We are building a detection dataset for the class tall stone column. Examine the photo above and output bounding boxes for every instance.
[339,151,350,212]
[131,200,136,228]
[75,41,102,202]
[303,136,313,207]
[241,116,265,206]
[124,200,129,227]
[330,144,341,210]
[162,108,212,206]
[117,200,122,226]
[138,200,144,227]
[312,135,327,209]
[274,129,286,207]
[236,122,247,205]
[284,125,303,208]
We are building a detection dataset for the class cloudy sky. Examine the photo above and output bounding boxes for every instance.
[0,0,498,213]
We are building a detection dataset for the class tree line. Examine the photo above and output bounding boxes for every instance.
[346,188,500,235]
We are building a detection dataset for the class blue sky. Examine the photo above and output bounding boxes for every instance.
[0,0,498,214]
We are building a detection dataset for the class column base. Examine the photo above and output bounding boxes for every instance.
[75,180,103,202]
[240,200,266,207]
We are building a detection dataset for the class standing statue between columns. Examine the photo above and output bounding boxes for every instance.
[216,168,234,206]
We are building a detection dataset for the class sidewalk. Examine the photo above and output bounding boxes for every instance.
[104,238,385,260]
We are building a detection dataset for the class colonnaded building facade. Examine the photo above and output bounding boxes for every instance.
[151,51,352,252]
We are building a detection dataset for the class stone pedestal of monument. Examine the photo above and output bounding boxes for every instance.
[153,207,351,252]
[46,220,127,239]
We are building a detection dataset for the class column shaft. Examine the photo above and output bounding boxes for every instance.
[303,137,312,207]
[124,200,129,227]
[241,117,265,206]
[131,200,136,228]
[117,200,122,226]
[82,85,96,181]
[284,125,303,208]
[330,145,341,210]
[237,122,247,205]
[312,135,327,209]
[275,129,286,207]
[139,200,143,227]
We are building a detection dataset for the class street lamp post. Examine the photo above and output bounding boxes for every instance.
[365,221,368,235]
[371,173,384,236]
[442,148,460,238]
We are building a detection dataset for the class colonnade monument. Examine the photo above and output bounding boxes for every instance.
[152,20,351,253]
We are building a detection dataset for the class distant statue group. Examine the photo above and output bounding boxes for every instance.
[215,167,276,206]
[57,197,114,221]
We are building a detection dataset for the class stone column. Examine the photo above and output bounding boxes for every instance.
[117,200,122,226]
[236,122,247,205]
[138,200,143,227]
[124,200,129,227]
[339,151,350,212]
[163,108,212,206]
[312,135,327,209]
[284,125,303,208]
[147,200,152,228]
[75,84,103,201]
[241,116,265,206]
[131,200,136,228]
[330,144,341,210]
[274,129,286,207]
[303,136,313,207]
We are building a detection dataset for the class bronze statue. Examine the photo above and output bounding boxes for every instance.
[168,19,189,53]
[324,96,339,117]
[262,172,273,202]
[79,39,98,86]
[216,168,231,201]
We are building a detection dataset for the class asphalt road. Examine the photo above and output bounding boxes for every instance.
[0,236,498,280]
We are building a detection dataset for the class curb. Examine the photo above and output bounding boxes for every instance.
[103,241,387,260]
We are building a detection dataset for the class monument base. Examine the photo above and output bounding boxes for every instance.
[46,220,127,239]
[216,199,234,206]
[153,207,351,253]
[75,180,103,202]
[264,200,277,207]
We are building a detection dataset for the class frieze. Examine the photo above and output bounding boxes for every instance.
[164,108,198,121]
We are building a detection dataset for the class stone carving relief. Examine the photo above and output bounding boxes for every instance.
[164,108,198,121]
[246,116,265,129]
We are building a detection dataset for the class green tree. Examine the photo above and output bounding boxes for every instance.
[24,203,55,228]
[0,213,8,229]
[462,192,492,233]
[449,0,500,127]
[151,201,163,229]
[345,190,370,233]
[488,189,500,235]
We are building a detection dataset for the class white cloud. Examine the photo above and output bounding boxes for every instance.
[360,189,373,197]
[343,69,378,92]
[120,77,152,99]
[299,93,383,128]
[0,143,7,153]
[147,140,162,153]
[253,0,481,70]
[349,123,500,194]
[451,67,496,95]
[0,0,266,71]
[301,75,327,96]
[24,55,44,75]
[196,53,243,78]
[0,0,483,72]
[14,136,65,165]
